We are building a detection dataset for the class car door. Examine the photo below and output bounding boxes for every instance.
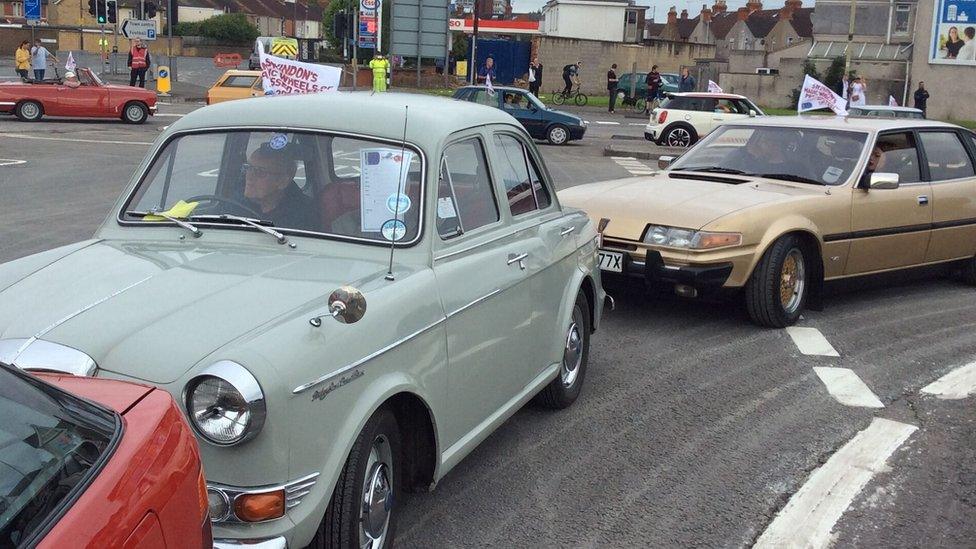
[59,73,108,117]
[846,131,933,274]
[431,133,533,446]
[920,130,976,262]
[503,91,545,138]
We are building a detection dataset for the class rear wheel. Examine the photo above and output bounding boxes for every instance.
[15,100,42,122]
[552,91,567,106]
[536,291,590,409]
[663,125,696,147]
[122,102,148,124]
[745,235,809,328]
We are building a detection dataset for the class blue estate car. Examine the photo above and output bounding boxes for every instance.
[453,85,587,145]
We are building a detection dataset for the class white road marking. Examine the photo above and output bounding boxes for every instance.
[0,159,27,167]
[754,418,918,549]
[593,120,620,125]
[786,326,839,357]
[813,367,885,408]
[921,360,976,399]
[610,156,654,176]
[0,133,152,146]
[629,122,648,126]
[154,113,185,118]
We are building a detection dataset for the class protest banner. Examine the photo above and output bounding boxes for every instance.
[797,75,848,116]
[258,40,342,96]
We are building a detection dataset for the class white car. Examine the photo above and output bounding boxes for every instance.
[645,93,764,148]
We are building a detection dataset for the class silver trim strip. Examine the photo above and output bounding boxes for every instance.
[0,101,15,106]
[292,317,447,394]
[446,289,502,319]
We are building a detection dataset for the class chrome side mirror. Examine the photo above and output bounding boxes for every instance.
[658,155,675,170]
[869,173,900,190]
[309,286,367,326]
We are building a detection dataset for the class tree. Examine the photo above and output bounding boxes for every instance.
[823,56,846,91]
[191,14,259,44]
[451,33,468,61]
[324,0,356,54]
[790,59,825,106]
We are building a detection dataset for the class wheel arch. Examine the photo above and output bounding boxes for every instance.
[382,391,438,494]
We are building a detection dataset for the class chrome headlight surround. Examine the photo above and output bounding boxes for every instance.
[184,360,266,446]
[642,225,743,250]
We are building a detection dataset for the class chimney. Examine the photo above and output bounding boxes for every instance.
[701,4,713,23]
[680,8,688,19]
[788,0,802,8]
[712,0,727,13]
[746,1,762,12]
[780,0,793,19]
[736,6,750,21]
[667,6,678,24]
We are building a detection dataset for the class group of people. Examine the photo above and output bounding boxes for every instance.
[605,65,695,114]
[15,39,58,81]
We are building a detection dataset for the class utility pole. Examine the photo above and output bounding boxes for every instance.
[844,0,857,94]
[352,8,359,91]
[470,0,479,84]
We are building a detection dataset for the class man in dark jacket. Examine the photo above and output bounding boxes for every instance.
[678,67,696,92]
[562,61,580,95]
[607,63,619,113]
[913,82,930,118]
[645,65,662,113]
[528,57,542,96]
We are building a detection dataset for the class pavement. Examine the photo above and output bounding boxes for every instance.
[1,100,974,549]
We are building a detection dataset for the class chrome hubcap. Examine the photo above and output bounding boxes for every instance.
[561,320,582,387]
[551,128,567,143]
[360,436,393,549]
[780,248,806,314]
[668,128,690,147]
[22,103,39,118]
[127,106,142,120]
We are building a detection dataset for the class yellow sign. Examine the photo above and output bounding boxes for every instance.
[156,65,171,95]
[456,60,467,77]
[270,37,298,58]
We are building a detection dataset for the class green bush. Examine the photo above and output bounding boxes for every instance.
[197,13,259,45]
[172,21,201,36]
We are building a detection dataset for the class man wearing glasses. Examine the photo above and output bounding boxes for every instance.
[242,142,318,231]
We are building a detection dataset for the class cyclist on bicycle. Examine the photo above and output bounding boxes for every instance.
[562,61,581,95]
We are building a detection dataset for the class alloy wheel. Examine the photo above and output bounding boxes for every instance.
[780,248,806,314]
[667,127,691,147]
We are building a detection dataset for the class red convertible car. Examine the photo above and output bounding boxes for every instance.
[0,362,211,548]
[0,67,157,124]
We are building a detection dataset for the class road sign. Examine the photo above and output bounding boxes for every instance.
[391,0,448,58]
[121,19,157,40]
[24,0,40,23]
[157,65,171,95]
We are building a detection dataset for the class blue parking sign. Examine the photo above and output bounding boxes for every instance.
[24,0,40,21]
[147,29,156,39]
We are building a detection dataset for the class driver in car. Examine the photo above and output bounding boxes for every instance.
[242,142,318,231]
[723,129,817,181]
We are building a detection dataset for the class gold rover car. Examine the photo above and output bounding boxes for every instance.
[560,116,976,327]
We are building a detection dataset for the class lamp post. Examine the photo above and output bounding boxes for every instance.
[844,0,857,93]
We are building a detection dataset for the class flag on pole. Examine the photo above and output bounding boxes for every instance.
[486,72,495,96]
[888,95,898,106]
[707,79,723,93]
[65,52,76,72]
[257,39,341,96]
[797,74,848,116]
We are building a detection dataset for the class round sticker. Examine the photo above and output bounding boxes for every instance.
[269,133,289,150]
[386,193,411,214]
[381,219,407,241]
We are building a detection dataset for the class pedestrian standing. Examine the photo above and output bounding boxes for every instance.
[913,81,930,118]
[645,64,662,113]
[477,56,496,84]
[849,77,867,106]
[528,57,543,97]
[127,39,151,88]
[30,39,58,81]
[368,53,390,92]
[15,40,31,80]
[607,63,619,113]
[678,67,696,92]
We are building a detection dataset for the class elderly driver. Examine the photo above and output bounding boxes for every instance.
[63,71,81,89]
[242,142,317,230]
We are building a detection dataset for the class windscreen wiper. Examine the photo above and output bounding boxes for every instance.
[190,214,289,245]
[125,210,202,238]
[757,173,824,185]
[672,166,752,175]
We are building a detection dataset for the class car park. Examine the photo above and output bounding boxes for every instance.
[560,116,976,327]
[0,362,210,548]
[847,105,925,119]
[0,67,157,124]
[206,69,265,105]
[453,85,588,145]
[0,92,606,548]
[645,92,764,147]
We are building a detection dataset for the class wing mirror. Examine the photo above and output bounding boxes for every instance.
[309,286,367,326]
[658,155,676,169]
[869,173,900,190]
[748,109,757,117]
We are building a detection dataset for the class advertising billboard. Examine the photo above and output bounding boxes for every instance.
[931,0,976,64]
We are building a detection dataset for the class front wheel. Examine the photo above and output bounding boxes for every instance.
[574,92,588,106]
[546,124,570,146]
[313,408,402,549]
[122,101,148,124]
[552,91,566,106]
[633,97,647,113]
[745,235,809,328]
[536,291,590,409]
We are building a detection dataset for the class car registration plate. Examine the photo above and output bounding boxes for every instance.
[597,250,623,272]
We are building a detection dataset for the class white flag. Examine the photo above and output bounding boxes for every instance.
[798,74,848,116]
[707,79,723,93]
[486,72,495,96]
[888,95,898,106]
[65,52,76,72]
[257,39,341,96]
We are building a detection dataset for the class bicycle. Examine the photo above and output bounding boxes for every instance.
[552,85,588,107]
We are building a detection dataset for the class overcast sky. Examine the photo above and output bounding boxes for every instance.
[513,0,813,17]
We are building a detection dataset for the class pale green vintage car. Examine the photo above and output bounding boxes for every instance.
[0,93,607,548]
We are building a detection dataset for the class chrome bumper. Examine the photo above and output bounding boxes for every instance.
[149,105,158,114]
[214,537,286,549]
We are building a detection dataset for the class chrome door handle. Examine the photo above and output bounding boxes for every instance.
[560,226,576,236]
[507,252,528,270]
[917,195,929,205]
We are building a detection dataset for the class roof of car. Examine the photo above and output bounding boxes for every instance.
[728,115,961,132]
[165,92,522,150]
[221,69,262,77]
[458,85,530,93]
[849,105,923,112]
[671,92,749,100]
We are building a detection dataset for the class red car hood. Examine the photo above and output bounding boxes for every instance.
[37,373,155,415]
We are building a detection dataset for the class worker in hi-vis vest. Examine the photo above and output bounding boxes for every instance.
[368,54,390,92]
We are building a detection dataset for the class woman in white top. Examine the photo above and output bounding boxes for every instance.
[850,77,867,107]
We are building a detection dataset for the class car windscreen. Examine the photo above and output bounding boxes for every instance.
[670,125,869,186]
[0,365,119,547]
[122,130,424,245]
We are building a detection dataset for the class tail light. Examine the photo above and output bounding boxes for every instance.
[658,111,668,124]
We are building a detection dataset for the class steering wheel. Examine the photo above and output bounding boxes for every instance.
[184,194,264,220]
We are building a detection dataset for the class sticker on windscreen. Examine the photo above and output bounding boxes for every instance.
[822,166,843,184]
[386,193,411,214]
[381,219,407,241]
[268,133,289,150]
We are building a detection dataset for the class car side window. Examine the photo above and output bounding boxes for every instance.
[875,132,922,184]
[919,132,976,181]
[492,134,551,216]
[471,89,498,107]
[437,138,500,239]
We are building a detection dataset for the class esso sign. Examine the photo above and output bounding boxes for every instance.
[361,0,377,10]
[449,19,465,29]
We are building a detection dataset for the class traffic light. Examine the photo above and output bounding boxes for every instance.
[87,0,96,17]
[95,0,107,24]
[144,0,157,19]
[106,0,117,24]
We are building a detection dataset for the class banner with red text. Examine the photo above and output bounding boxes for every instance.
[258,40,342,96]
[797,74,848,116]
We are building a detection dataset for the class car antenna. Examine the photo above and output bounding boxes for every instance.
[385,106,409,282]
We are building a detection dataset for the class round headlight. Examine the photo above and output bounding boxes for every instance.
[185,361,266,446]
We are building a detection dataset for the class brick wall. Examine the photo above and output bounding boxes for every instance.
[536,36,716,95]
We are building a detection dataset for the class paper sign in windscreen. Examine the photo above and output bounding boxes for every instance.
[360,148,414,232]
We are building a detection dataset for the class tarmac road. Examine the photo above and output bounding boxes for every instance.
[1,101,973,548]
